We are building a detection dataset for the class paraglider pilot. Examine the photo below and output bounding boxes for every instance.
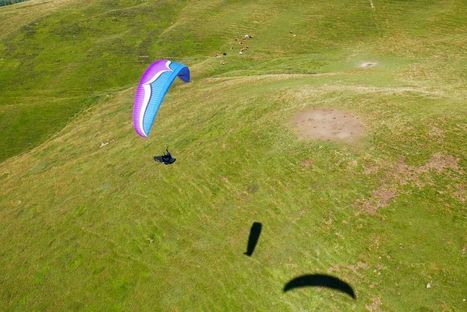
[154,148,176,165]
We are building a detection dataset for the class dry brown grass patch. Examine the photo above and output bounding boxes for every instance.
[291,109,365,143]
[357,153,462,214]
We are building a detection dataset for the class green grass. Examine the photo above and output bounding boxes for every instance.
[0,0,466,311]
[0,0,28,7]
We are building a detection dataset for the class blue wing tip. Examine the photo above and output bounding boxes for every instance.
[178,66,191,82]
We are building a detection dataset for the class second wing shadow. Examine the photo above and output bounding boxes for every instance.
[283,274,356,299]
[244,222,262,257]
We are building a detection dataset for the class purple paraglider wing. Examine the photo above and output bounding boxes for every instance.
[133,59,190,138]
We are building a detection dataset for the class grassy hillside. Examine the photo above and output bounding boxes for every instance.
[0,0,466,311]
[0,0,27,7]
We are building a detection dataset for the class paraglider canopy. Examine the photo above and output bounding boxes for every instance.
[133,59,190,138]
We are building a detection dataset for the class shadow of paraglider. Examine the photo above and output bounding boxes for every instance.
[283,274,356,299]
[244,222,262,257]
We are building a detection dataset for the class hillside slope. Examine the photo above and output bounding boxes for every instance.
[1,0,466,311]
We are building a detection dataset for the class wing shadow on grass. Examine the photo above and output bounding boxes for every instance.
[244,222,262,257]
[283,274,356,299]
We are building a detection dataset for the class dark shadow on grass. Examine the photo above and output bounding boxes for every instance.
[283,274,356,299]
[244,222,262,257]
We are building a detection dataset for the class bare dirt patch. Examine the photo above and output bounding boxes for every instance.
[300,159,314,168]
[452,183,465,203]
[421,152,460,173]
[428,126,444,142]
[366,297,383,312]
[328,261,368,276]
[360,188,397,215]
[357,153,463,214]
[292,109,364,143]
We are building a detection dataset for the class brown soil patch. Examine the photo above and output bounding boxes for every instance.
[421,153,460,173]
[328,261,368,276]
[363,163,380,175]
[292,109,364,143]
[360,188,397,215]
[428,126,444,142]
[300,159,314,168]
[366,297,383,312]
[453,184,465,203]
[357,153,462,214]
